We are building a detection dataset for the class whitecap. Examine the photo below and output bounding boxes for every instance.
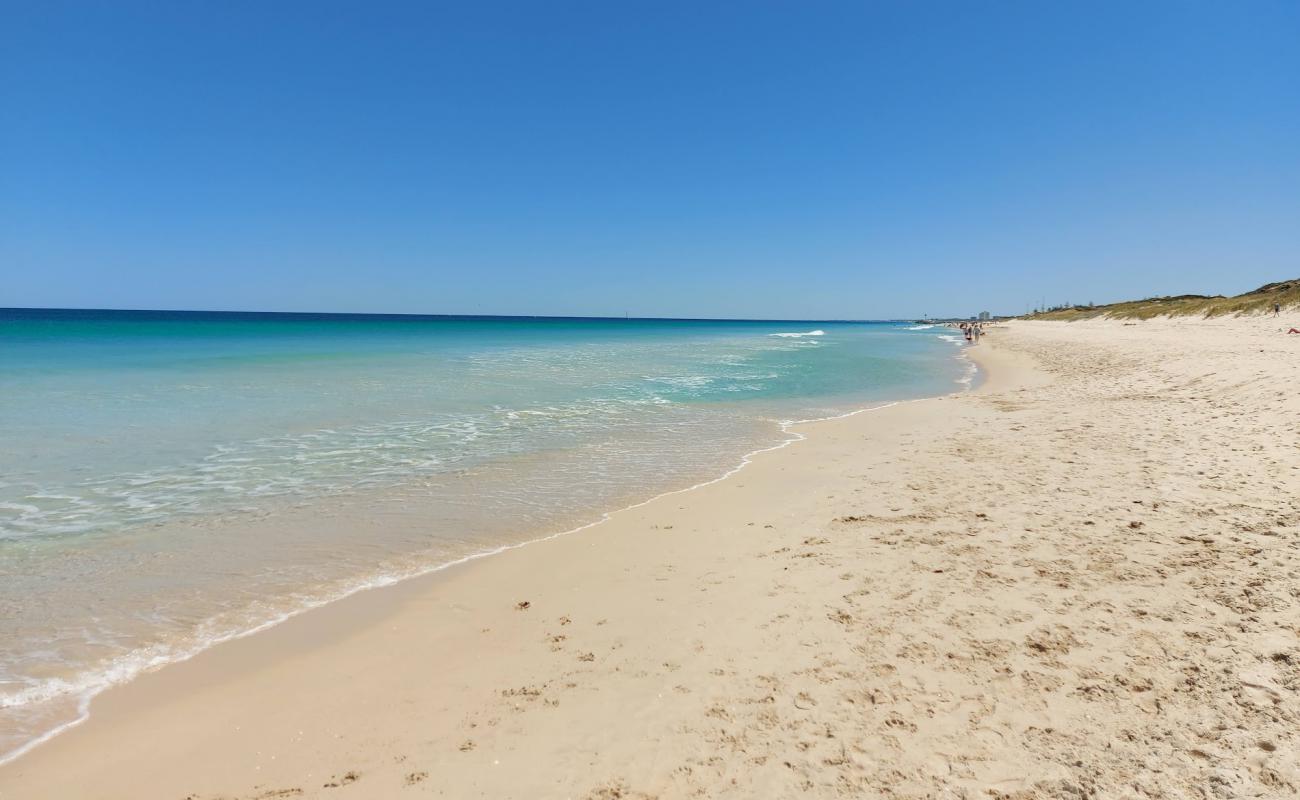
[768,330,825,338]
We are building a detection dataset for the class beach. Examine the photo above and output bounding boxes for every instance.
[2,316,1298,798]
[0,314,965,760]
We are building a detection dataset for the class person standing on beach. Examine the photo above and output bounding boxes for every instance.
[1276,303,1282,317]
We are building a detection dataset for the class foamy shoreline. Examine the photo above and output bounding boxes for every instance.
[0,402,894,770]
[0,334,979,772]
[4,317,1297,798]
[2,320,968,767]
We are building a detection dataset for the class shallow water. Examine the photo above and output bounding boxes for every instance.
[0,309,968,761]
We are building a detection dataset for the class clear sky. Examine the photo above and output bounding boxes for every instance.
[3,2,1298,319]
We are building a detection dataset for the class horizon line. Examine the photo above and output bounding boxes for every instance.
[0,306,940,324]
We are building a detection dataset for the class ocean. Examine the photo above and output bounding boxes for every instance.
[0,309,969,762]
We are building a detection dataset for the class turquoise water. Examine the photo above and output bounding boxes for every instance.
[0,309,968,762]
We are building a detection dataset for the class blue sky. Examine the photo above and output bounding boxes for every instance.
[3,1,1297,319]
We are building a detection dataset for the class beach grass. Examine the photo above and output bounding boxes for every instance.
[1026,278,1299,320]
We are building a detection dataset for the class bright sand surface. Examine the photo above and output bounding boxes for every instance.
[2,317,1298,799]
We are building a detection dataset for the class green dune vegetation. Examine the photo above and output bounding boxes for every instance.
[1027,279,1300,320]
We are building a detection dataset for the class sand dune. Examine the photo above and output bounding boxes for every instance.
[2,316,1298,799]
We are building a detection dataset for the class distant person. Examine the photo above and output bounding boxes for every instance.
[1275,303,1282,317]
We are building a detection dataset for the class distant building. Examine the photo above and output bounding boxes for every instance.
[978,311,991,321]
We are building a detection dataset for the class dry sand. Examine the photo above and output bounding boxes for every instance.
[2,317,1298,799]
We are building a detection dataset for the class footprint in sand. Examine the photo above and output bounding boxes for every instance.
[322,771,360,789]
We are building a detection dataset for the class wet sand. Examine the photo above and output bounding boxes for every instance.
[2,317,1298,799]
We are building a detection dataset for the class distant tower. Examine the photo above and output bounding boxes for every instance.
[978,311,991,321]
